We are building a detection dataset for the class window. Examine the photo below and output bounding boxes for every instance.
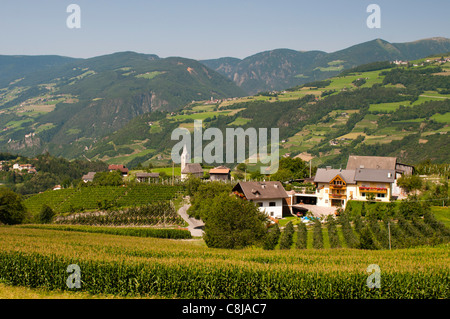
[377,193,385,198]
[361,192,366,197]
[257,202,263,207]
[269,202,276,207]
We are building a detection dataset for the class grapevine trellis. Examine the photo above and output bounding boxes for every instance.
[54,201,184,227]
[24,184,186,215]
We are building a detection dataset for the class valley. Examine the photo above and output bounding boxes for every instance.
[80,55,450,169]
[0,38,448,172]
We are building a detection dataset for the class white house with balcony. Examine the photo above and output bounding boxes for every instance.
[314,167,395,209]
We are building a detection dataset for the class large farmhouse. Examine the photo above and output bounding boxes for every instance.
[346,155,414,198]
[314,167,395,208]
[288,155,414,214]
[232,181,289,219]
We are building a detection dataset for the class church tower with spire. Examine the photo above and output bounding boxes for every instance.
[181,144,189,173]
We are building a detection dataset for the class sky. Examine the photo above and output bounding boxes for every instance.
[0,0,449,60]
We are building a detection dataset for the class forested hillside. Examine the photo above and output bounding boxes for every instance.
[83,55,450,168]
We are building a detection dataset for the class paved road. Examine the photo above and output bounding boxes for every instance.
[177,203,205,237]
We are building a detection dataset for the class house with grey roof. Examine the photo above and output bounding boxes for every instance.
[82,172,96,183]
[314,166,396,208]
[135,172,160,183]
[346,155,414,197]
[232,181,289,219]
[181,163,204,180]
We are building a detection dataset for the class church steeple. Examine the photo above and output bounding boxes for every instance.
[181,144,189,172]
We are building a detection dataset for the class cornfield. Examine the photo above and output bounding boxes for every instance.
[0,227,448,299]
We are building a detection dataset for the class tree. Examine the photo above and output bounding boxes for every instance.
[93,171,123,186]
[187,181,233,220]
[0,188,28,225]
[325,215,341,248]
[184,175,202,197]
[236,163,247,172]
[312,218,324,249]
[270,169,292,182]
[296,221,308,249]
[398,195,423,218]
[397,174,423,194]
[38,204,55,224]
[358,225,377,250]
[263,223,281,250]
[277,157,309,179]
[279,221,294,249]
[203,193,268,249]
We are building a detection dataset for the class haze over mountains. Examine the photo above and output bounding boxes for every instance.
[0,37,449,162]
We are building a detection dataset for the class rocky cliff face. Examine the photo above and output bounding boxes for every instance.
[7,134,41,151]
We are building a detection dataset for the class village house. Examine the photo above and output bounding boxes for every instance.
[346,155,414,198]
[135,172,160,183]
[181,163,204,181]
[209,166,231,181]
[287,155,415,214]
[108,164,129,176]
[82,172,96,183]
[12,163,36,173]
[180,145,204,181]
[232,181,289,219]
[314,167,395,208]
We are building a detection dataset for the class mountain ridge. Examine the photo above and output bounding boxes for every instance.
[201,37,450,94]
[0,37,449,162]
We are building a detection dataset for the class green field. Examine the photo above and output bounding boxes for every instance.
[0,225,448,299]
[135,71,163,79]
[171,110,231,121]
[0,202,448,299]
[430,112,450,123]
[432,206,450,228]
[150,166,182,176]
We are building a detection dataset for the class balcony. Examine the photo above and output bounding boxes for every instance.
[330,193,346,199]
[359,187,387,193]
